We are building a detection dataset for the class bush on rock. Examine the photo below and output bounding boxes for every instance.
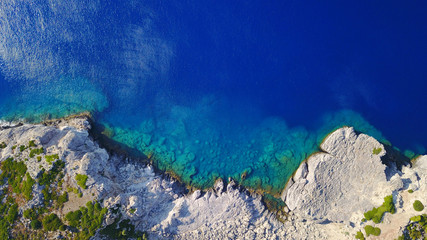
[413,200,424,212]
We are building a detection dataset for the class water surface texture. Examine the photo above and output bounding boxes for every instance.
[1,1,426,194]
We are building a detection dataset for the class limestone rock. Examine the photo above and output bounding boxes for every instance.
[284,127,392,223]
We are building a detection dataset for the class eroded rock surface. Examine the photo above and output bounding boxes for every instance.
[284,127,393,223]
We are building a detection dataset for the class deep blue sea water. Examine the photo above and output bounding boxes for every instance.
[0,1,426,194]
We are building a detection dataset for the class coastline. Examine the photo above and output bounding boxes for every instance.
[0,115,425,239]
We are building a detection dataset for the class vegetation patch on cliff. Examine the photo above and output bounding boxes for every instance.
[397,214,427,240]
[75,174,88,189]
[363,195,396,223]
[413,200,425,212]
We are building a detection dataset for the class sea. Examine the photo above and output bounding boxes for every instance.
[0,0,426,195]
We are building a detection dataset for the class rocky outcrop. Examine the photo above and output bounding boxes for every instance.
[283,127,427,239]
[283,127,394,223]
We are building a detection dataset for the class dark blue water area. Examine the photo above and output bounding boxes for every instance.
[164,0,427,150]
[0,0,426,193]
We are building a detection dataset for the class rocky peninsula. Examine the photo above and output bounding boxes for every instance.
[0,117,425,239]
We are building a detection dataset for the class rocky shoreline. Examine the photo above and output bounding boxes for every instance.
[0,117,425,239]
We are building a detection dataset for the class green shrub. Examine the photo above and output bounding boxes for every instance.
[101,217,147,240]
[22,173,35,201]
[66,210,82,228]
[19,145,26,152]
[29,147,44,158]
[403,215,427,240]
[363,195,395,223]
[45,154,59,164]
[6,203,18,224]
[23,208,37,220]
[42,213,63,231]
[0,142,6,149]
[38,160,65,186]
[372,147,382,155]
[0,157,30,196]
[31,219,42,229]
[56,192,68,208]
[42,187,57,203]
[408,189,414,193]
[355,231,365,240]
[28,140,36,148]
[76,174,88,189]
[37,156,42,162]
[129,208,136,214]
[409,215,423,222]
[0,197,19,238]
[364,225,381,237]
[65,201,108,239]
[413,200,424,211]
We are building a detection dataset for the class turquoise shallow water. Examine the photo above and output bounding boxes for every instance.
[0,1,426,194]
[101,108,387,194]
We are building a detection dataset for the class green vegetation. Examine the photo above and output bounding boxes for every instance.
[65,201,108,240]
[0,140,146,239]
[408,189,414,193]
[100,212,148,240]
[39,160,65,186]
[6,203,18,225]
[0,195,19,239]
[11,145,16,150]
[413,200,424,212]
[76,174,88,189]
[372,147,382,155]
[364,225,381,237]
[42,213,64,231]
[23,208,36,220]
[28,140,36,148]
[0,157,33,199]
[0,142,72,238]
[355,231,365,240]
[0,142,6,149]
[56,192,68,208]
[30,220,42,230]
[22,173,35,201]
[363,195,396,223]
[19,145,27,152]
[45,154,59,164]
[37,160,67,212]
[29,147,44,158]
[0,157,31,238]
[68,186,80,195]
[398,214,427,240]
[24,208,43,230]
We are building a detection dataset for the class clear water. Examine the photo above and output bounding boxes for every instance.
[0,1,426,194]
